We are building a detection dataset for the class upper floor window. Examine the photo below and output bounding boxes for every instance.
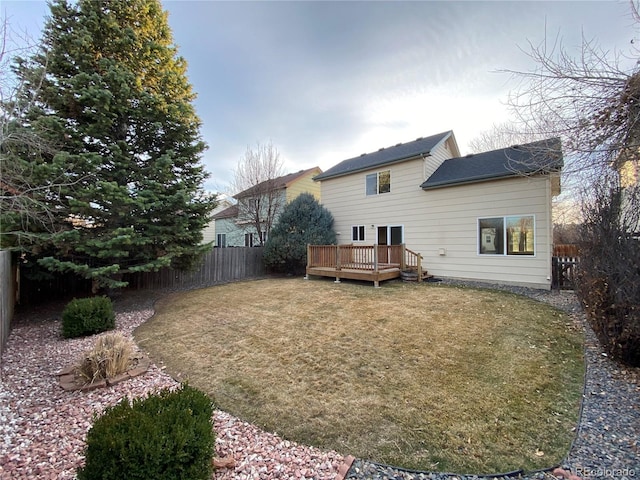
[366,170,391,195]
[478,215,535,256]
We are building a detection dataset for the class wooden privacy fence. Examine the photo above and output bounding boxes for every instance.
[0,250,16,360]
[552,255,580,290]
[125,247,265,290]
[552,244,580,290]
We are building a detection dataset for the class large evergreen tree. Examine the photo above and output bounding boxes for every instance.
[6,0,216,290]
[263,193,336,274]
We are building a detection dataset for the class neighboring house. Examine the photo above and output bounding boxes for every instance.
[313,131,563,289]
[616,147,640,237]
[213,167,322,247]
[200,196,235,247]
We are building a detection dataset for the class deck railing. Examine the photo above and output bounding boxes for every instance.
[307,244,424,274]
[405,247,423,276]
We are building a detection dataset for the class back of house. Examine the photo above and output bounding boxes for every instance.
[314,131,563,289]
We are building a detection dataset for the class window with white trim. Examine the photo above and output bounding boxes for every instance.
[244,233,255,247]
[366,170,391,195]
[478,215,535,256]
[216,233,226,248]
[351,225,365,242]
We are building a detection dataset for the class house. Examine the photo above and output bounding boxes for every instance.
[213,167,322,247]
[200,195,236,247]
[313,131,563,289]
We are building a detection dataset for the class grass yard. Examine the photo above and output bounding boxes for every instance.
[134,278,584,474]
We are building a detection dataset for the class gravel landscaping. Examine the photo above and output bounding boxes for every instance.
[0,291,342,480]
[1,282,638,480]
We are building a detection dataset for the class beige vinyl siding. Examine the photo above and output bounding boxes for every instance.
[423,136,457,180]
[321,171,554,289]
[413,176,552,289]
[321,158,428,242]
[286,169,322,203]
[200,221,216,247]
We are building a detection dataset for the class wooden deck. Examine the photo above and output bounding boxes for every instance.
[305,244,427,287]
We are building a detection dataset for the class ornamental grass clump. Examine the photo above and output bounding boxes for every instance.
[77,384,215,480]
[62,296,115,338]
[76,332,134,384]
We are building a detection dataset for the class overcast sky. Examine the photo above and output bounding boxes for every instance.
[3,1,638,192]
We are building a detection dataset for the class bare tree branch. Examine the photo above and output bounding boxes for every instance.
[230,141,285,246]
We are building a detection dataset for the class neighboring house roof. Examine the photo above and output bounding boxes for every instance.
[420,138,563,190]
[234,167,322,199]
[212,204,239,220]
[314,131,455,181]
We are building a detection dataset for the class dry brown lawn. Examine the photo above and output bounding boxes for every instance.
[134,278,584,474]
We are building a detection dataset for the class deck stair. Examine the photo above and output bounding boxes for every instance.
[401,248,433,282]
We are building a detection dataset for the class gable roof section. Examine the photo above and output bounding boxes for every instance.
[235,167,321,199]
[420,138,563,190]
[314,131,454,181]
[212,204,239,220]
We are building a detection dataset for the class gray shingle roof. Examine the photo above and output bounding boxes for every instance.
[314,131,453,181]
[420,138,563,190]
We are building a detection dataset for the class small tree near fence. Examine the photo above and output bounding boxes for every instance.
[264,193,336,275]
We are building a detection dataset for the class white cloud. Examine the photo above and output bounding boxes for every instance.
[4,0,637,191]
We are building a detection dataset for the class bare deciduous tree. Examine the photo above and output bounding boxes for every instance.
[501,23,639,183]
[491,2,640,365]
[468,121,546,154]
[0,17,63,248]
[230,141,285,246]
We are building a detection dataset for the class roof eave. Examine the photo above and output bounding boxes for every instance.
[421,168,561,190]
[314,153,430,182]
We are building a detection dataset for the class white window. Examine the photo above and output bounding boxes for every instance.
[351,225,365,242]
[478,215,535,256]
[366,170,391,195]
[244,233,255,247]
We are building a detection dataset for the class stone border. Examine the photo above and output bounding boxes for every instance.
[56,354,150,392]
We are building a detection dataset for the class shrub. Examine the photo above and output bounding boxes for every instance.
[76,332,134,384]
[62,296,115,338]
[77,384,215,480]
[575,174,640,366]
[264,192,336,274]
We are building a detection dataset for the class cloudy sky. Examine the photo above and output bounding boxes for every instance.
[3,1,638,192]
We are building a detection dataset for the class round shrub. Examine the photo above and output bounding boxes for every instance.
[62,296,115,338]
[77,384,215,480]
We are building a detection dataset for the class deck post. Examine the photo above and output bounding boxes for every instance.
[373,244,379,273]
[336,245,341,271]
[304,244,310,280]
[400,244,406,270]
[417,254,423,283]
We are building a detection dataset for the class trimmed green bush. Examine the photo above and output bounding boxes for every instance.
[264,192,336,274]
[62,296,115,338]
[77,384,215,480]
